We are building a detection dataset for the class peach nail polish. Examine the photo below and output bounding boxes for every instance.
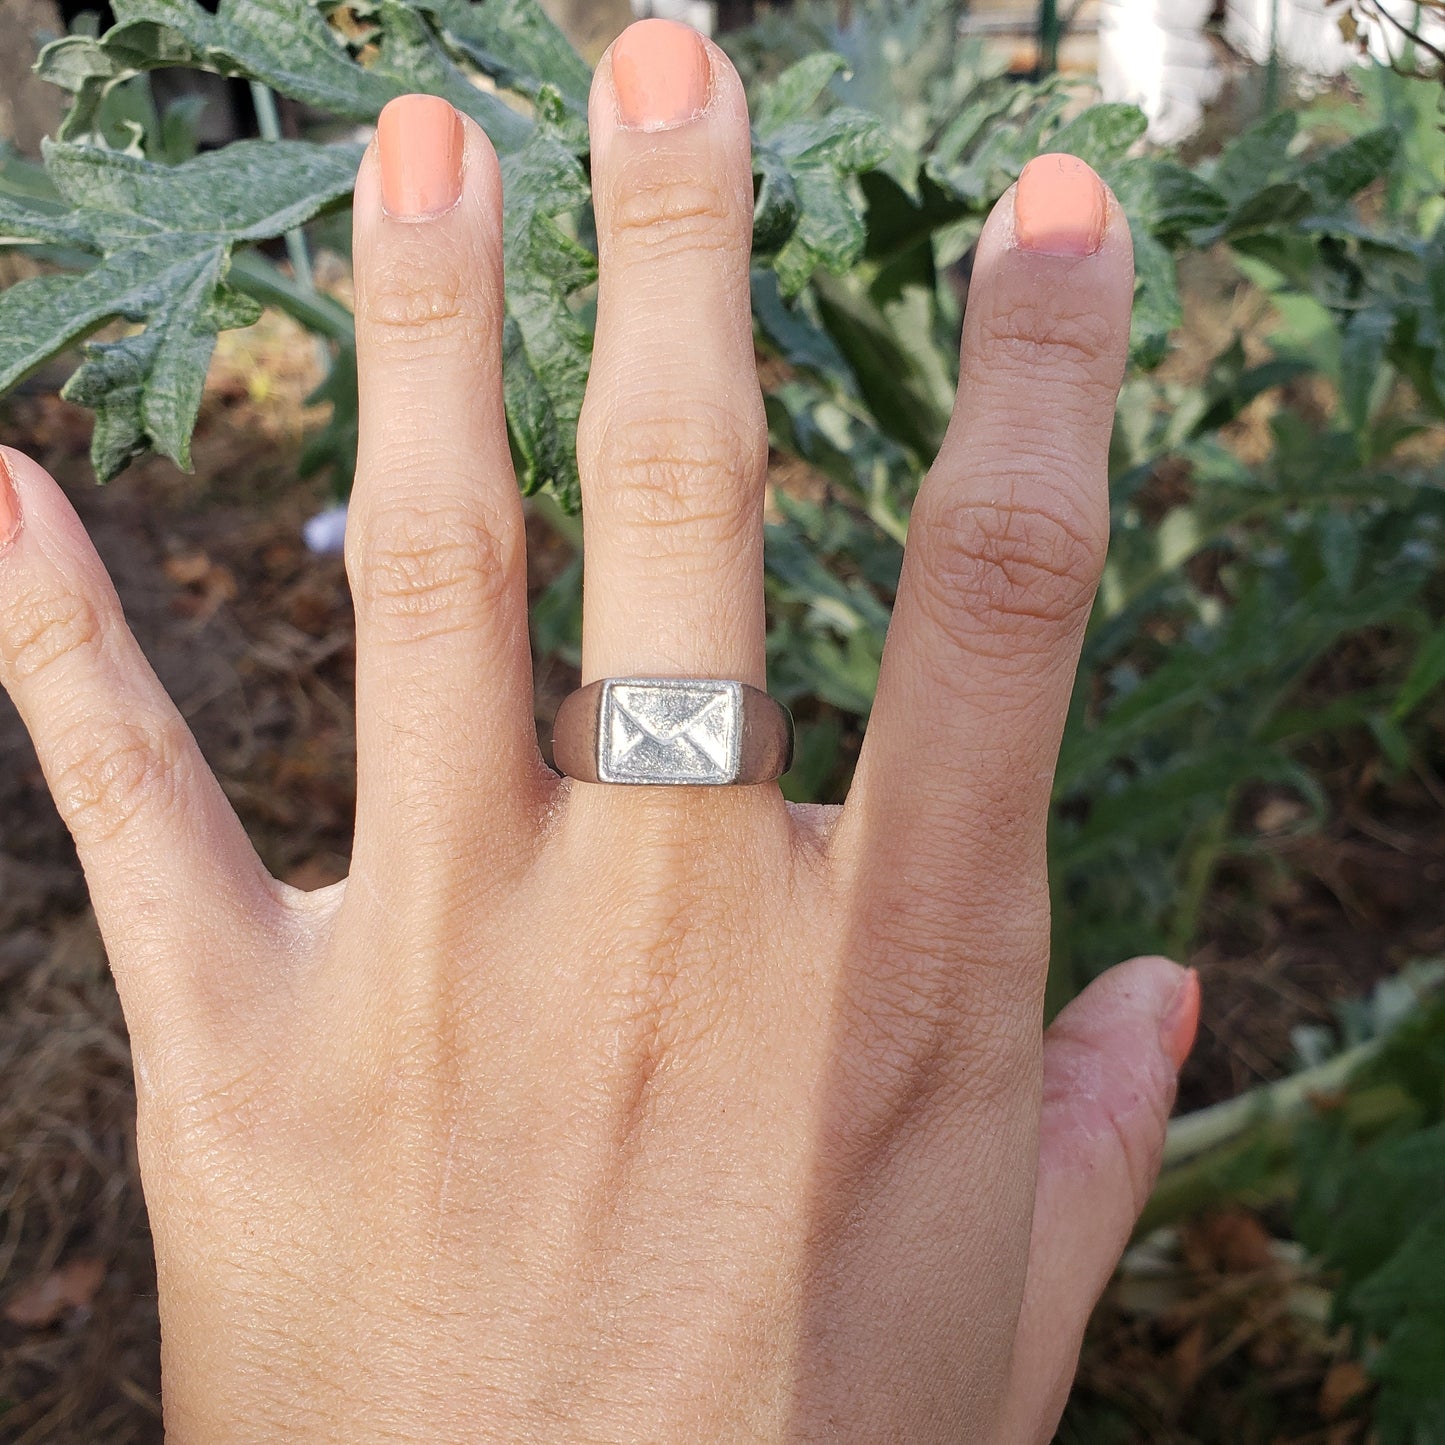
[377,95,464,219]
[611,19,711,131]
[1015,153,1108,257]
[1161,969,1201,1071]
[0,451,19,548]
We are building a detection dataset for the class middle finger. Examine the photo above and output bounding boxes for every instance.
[577,21,768,689]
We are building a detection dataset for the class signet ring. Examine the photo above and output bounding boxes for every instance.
[552,678,794,786]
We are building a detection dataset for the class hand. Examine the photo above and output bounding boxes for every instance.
[0,22,1198,1443]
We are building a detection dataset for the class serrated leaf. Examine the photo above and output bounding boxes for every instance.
[1299,126,1399,207]
[925,87,1068,204]
[498,88,594,510]
[39,0,531,153]
[0,138,358,477]
[753,50,846,130]
[1225,180,1314,236]
[1047,102,1148,170]
[1339,305,1395,437]
[1129,227,1182,369]
[1211,109,1299,205]
[1112,155,1227,239]
[751,54,891,296]
[404,0,590,116]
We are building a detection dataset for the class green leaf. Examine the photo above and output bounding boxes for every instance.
[405,0,590,117]
[498,88,595,509]
[1128,226,1183,369]
[751,54,891,296]
[1339,305,1395,438]
[0,137,359,477]
[1135,159,1228,239]
[1225,180,1314,236]
[1299,126,1400,207]
[39,0,532,153]
[1211,109,1299,205]
[753,50,845,130]
[1046,102,1148,170]
[1393,623,1445,722]
[297,342,359,494]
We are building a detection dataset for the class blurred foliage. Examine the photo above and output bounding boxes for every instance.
[726,1,1445,1007]
[1293,976,1445,1440]
[0,0,884,505]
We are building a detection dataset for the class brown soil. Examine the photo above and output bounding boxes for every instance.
[0,310,1441,1441]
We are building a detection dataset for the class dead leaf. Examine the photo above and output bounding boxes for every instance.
[1172,1321,1207,1393]
[5,1257,106,1328]
[164,550,238,621]
[1255,795,1309,833]
[1197,1210,1276,1273]
[1319,1358,1371,1421]
[162,550,215,587]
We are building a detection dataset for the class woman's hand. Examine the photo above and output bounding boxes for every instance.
[0,22,1198,1443]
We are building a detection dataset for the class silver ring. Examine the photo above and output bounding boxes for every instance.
[553,678,794,786]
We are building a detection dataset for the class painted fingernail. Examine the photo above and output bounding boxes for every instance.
[377,95,464,220]
[1014,153,1108,257]
[1161,968,1201,1071]
[611,19,711,131]
[0,451,19,549]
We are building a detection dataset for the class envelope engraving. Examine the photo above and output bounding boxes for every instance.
[599,680,742,784]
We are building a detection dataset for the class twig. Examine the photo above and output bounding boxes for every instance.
[1358,0,1445,72]
[248,81,332,375]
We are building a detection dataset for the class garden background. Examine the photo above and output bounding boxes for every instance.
[1,0,1444,1439]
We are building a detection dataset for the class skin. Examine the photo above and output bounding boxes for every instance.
[0,31,1191,1445]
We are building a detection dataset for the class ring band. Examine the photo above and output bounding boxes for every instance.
[553,678,794,786]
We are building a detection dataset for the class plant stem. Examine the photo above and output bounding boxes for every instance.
[1167,799,1231,961]
[248,81,331,374]
[1264,0,1282,114]
[1164,1037,1380,1166]
[1037,0,1060,77]
[1140,1029,1416,1233]
[528,485,584,549]
[228,249,355,346]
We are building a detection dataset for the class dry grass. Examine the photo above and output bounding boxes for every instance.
[0,918,160,1444]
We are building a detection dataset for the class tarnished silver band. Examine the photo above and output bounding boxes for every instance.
[553,678,794,786]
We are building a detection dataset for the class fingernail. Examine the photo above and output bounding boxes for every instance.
[377,95,464,220]
[611,19,711,131]
[1014,153,1108,257]
[0,451,19,549]
[1161,969,1201,1071]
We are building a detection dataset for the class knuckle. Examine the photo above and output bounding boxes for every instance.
[358,259,493,346]
[582,399,764,539]
[833,901,1046,1139]
[909,494,1105,653]
[50,717,186,847]
[975,295,1122,392]
[0,580,103,682]
[349,504,519,637]
[609,169,736,258]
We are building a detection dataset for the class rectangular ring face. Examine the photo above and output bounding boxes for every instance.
[598,679,742,785]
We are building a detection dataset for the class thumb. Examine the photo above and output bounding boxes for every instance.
[997,956,1200,1442]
